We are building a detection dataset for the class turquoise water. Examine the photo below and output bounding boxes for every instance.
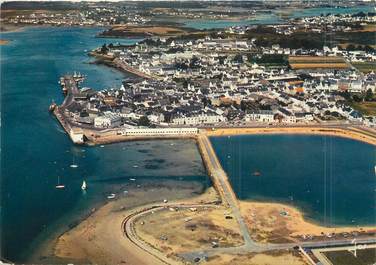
[183,5,374,29]
[211,135,376,226]
[0,27,208,262]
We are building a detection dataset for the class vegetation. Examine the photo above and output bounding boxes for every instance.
[351,102,376,116]
[138,116,151,127]
[248,54,288,67]
[100,44,109,54]
[352,62,376,74]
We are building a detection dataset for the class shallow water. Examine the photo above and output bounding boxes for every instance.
[0,27,208,262]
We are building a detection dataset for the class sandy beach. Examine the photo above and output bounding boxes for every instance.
[239,201,376,244]
[206,126,376,146]
[48,182,213,265]
[0,39,11,45]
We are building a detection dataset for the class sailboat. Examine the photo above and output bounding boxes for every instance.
[56,176,65,189]
[70,156,78,168]
[81,180,87,190]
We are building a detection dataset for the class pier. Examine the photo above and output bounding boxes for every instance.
[53,75,85,144]
[196,133,256,248]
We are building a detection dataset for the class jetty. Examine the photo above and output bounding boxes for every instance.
[196,134,255,248]
[52,74,85,144]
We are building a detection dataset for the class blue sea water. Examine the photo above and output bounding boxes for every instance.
[0,27,207,262]
[211,135,376,226]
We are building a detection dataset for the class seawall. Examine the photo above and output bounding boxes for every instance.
[206,127,376,146]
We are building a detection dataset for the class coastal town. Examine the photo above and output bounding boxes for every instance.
[52,23,376,144]
[1,1,376,265]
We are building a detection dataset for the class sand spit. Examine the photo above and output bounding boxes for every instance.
[51,184,215,265]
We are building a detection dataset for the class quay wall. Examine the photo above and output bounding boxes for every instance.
[53,107,84,144]
[206,127,376,146]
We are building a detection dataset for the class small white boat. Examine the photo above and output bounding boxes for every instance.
[81,180,87,190]
[130,178,136,181]
[133,165,139,168]
[70,164,78,168]
[55,176,65,189]
[107,193,116,199]
[100,145,105,148]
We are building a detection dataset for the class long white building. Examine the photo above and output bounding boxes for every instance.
[119,127,199,136]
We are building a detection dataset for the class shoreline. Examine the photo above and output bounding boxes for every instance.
[239,201,376,244]
[0,39,11,45]
[205,126,376,146]
[50,181,213,265]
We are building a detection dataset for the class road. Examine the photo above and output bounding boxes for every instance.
[122,204,218,265]
[198,134,257,249]
[59,75,80,109]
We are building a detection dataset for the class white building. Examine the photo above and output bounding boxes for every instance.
[245,110,275,123]
[94,112,122,128]
[172,113,225,125]
[119,127,198,136]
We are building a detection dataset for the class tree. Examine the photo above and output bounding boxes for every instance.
[365,45,375,53]
[100,44,108,54]
[346,44,356,51]
[353,94,362,102]
[365,89,374,101]
[233,54,244,64]
[138,116,150,127]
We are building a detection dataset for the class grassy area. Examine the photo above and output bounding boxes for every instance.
[352,62,376,74]
[351,101,376,116]
[324,248,376,265]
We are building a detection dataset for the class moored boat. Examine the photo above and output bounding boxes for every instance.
[55,176,65,189]
[81,180,87,190]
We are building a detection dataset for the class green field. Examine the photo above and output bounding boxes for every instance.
[352,62,376,73]
[324,248,376,265]
[351,101,376,116]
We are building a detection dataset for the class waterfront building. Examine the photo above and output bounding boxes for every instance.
[94,112,122,128]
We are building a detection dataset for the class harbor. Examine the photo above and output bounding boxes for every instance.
[2,20,376,264]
